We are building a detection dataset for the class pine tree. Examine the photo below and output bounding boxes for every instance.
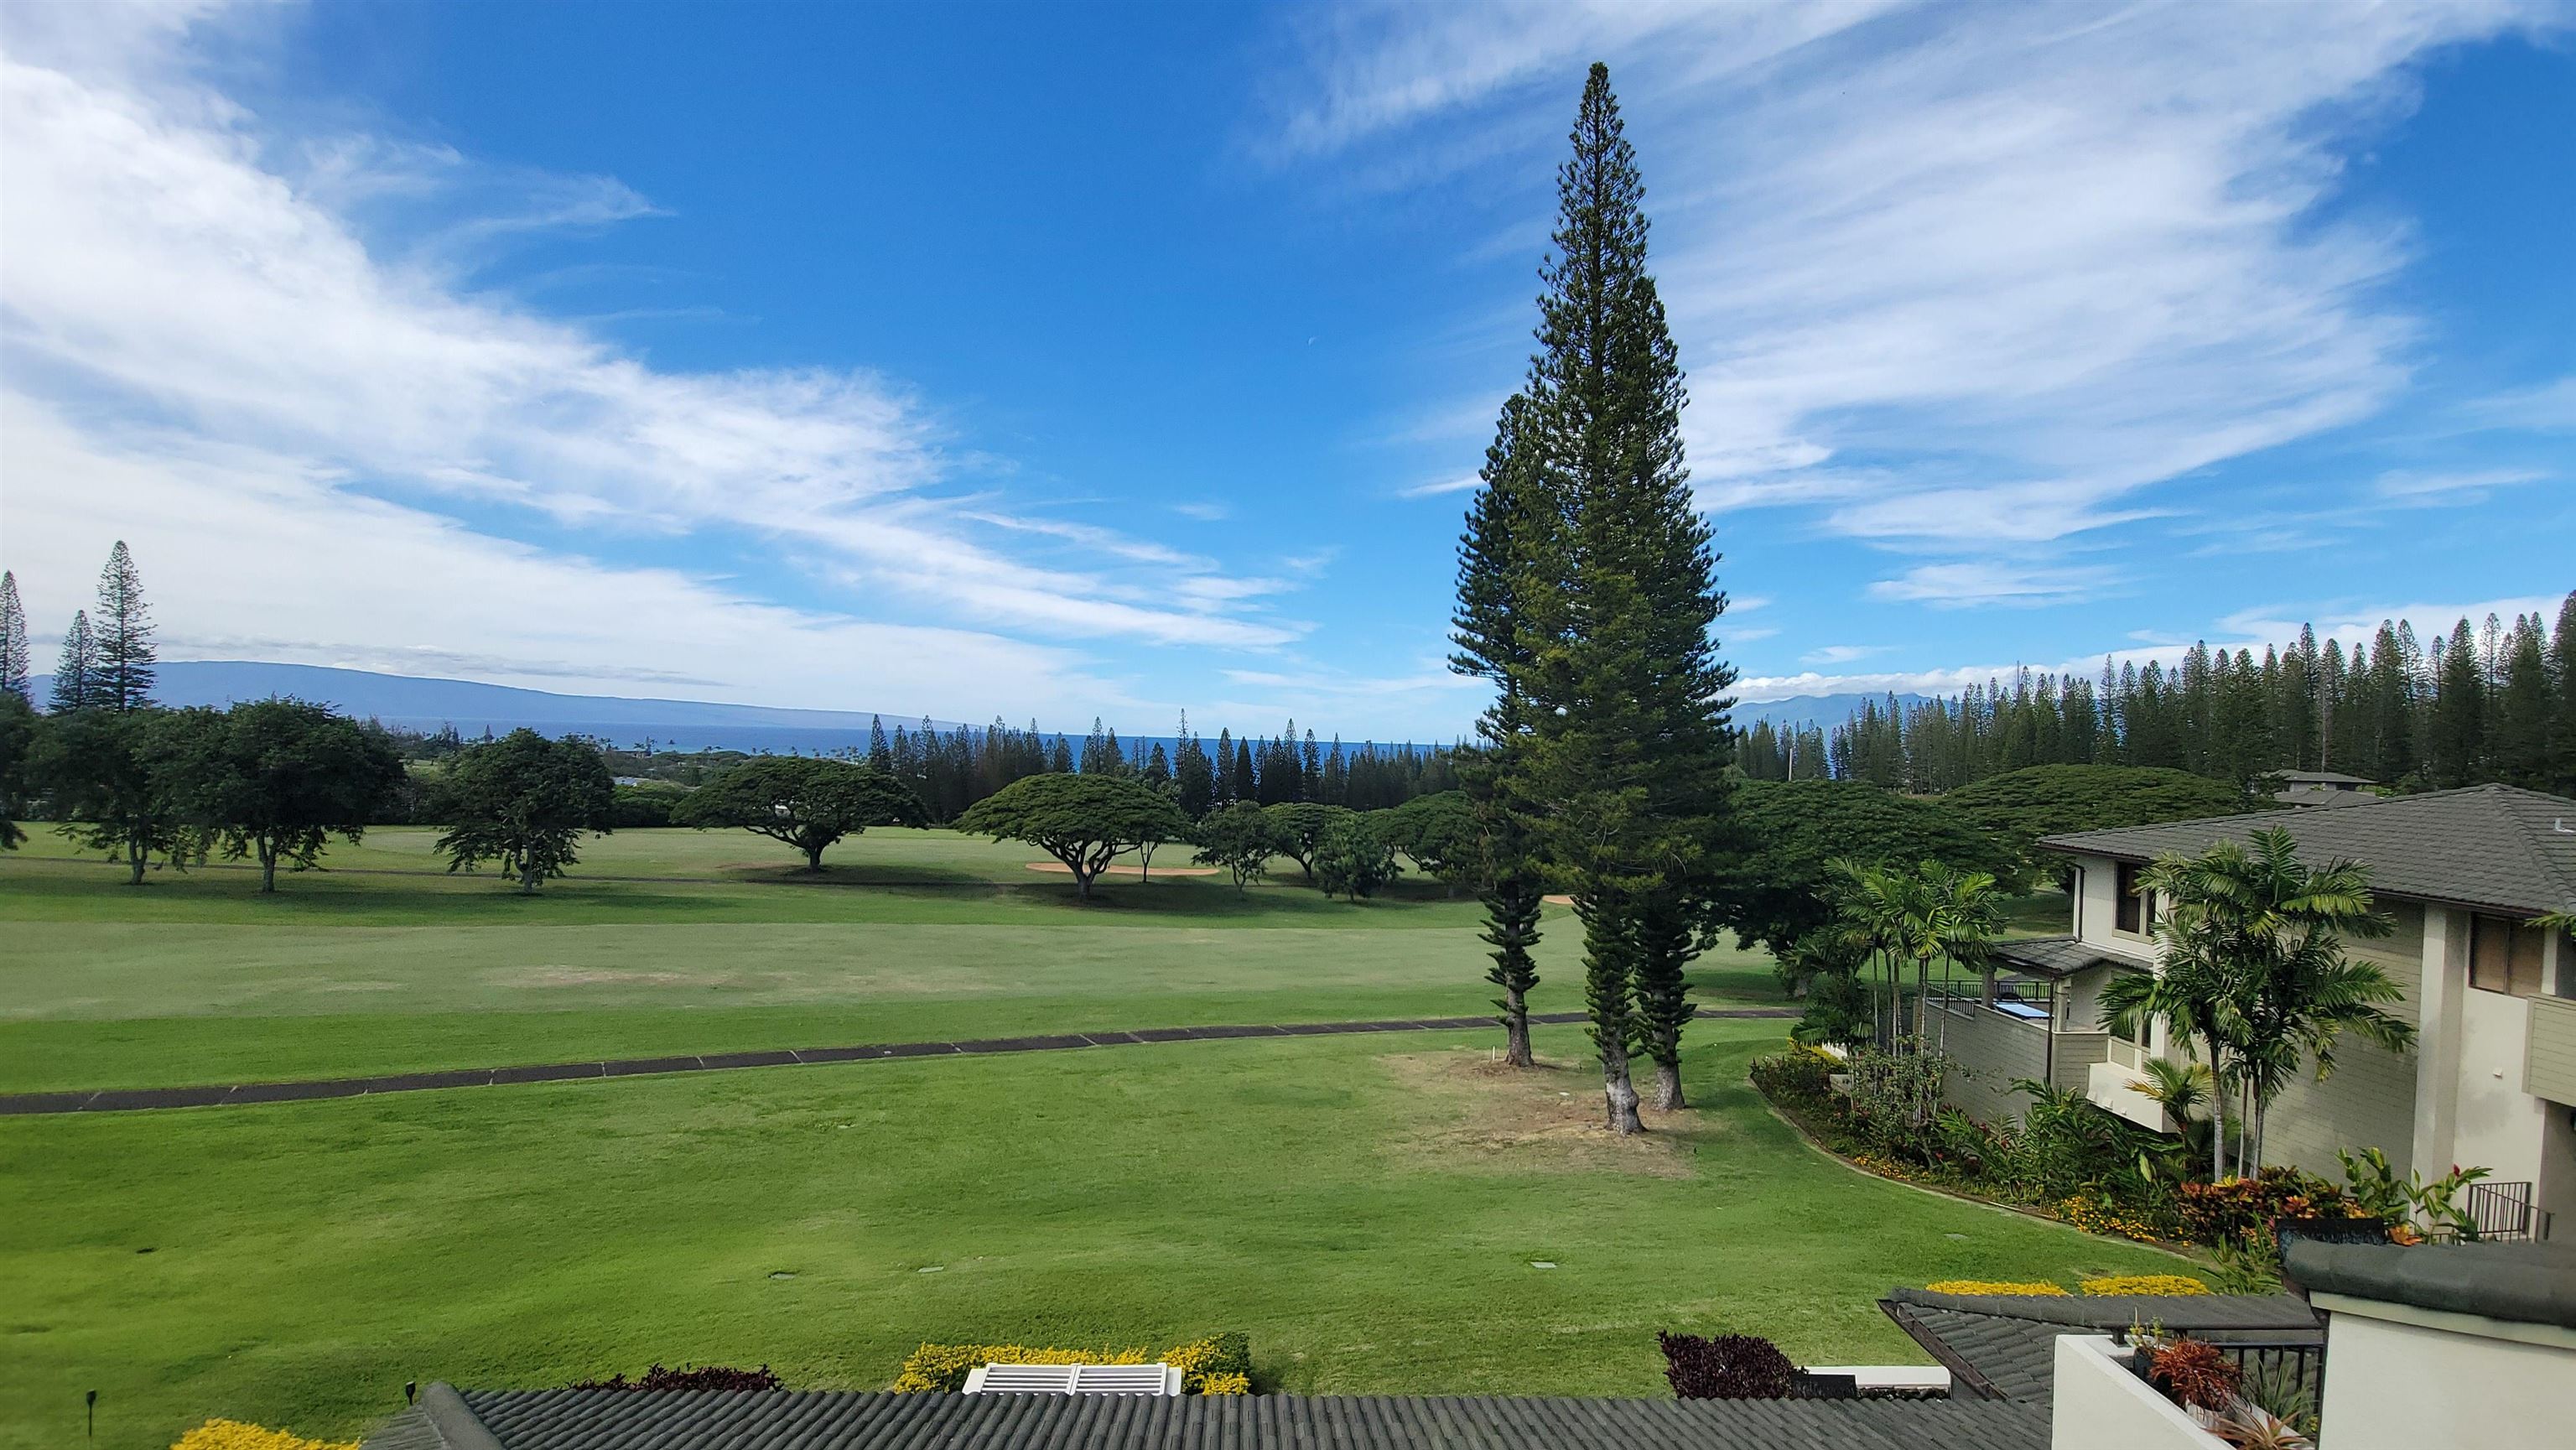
[2550,593,2576,796]
[868,715,891,772]
[0,570,29,702]
[2427,620,2485,787]
[91,541,156,712]
[50,611,98,713]
[2493,614,2551,788]
[1509,65,1734,1128]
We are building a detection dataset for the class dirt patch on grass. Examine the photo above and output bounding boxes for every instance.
[1542,894,1576,906]
[1379,1050,1701,1178]
[509,967,702,989]
[1022,861,1223,878]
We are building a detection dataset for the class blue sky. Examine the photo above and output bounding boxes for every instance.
[2,0,2568,740]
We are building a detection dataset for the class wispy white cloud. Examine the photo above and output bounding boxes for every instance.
[1866,561,2125,609]
[1800,643,1887,666]
[1396,473,1482,498]
[0,3,1303,705]
[2371,466,2550,500]
[1275,0,2564,605]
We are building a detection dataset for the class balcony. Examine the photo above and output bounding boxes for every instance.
[2525,995,2576,1105]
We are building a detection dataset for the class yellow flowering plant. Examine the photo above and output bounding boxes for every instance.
[2081,1274,2210,1296]
[171,1421,358,1450]
[893,1333,1250,1394]
[1924,1280,2067,1296]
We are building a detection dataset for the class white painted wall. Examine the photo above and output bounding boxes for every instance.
[2455,985,2547,1186]
[2049,1336,2229,1450]
[2314,1303,2576,1450]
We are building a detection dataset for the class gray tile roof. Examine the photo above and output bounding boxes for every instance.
[1989,935,2127,980]
[1878,1291,2320,1405]
[364,1384,2050,1450]
[2286,1239,2576,1329]
[2038,784,2576,917]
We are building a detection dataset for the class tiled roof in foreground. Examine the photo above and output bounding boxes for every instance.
[1878,1289,2320,1404]
[363,1383,2049,1450]
[2038,783,2576,917]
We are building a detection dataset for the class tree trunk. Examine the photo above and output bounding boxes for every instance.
[804,844,824,872]
[1650,1058,1684,1112]
[1602,1051,1644,1136]
[1502,988,1533,1068]
[519,860,541,895]
[260,842,278,894]
[127,846,146,886]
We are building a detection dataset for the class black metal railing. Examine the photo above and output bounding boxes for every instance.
[2461,1180,2540,1242]
[2121,1334,2327,1419]
[2213,1338,2327,1408]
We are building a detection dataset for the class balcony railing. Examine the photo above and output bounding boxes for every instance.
[2456,1180,2547,1243]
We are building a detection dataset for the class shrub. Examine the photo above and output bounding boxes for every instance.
[893,1334,1249,1395]
[1924,1280,2067,1297]
[171,1423,356,1450]
[2177,1169,2366,1246]
[565,1364,782,1391]
[2081,1274,2209,1297]
[1658,1331,1797,1399]
[2147,1337,2241,1411]
[2057,1193,2173,1244]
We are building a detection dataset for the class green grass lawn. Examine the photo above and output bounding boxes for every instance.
[0,824,2148,1450]
[0,829,1786,1091]
[0,1020,2185,1450]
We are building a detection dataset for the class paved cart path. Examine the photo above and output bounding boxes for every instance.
[0,1008,1798,1116]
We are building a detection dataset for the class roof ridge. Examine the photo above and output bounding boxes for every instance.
[2496,789,2576,909]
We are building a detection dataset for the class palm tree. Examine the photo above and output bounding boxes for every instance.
[2101,828,2413,1180]
[1831,858,2003,1051]
[1909,860,2003,1039]
[2100,951,2246,1181]
[1829,857,1911,1051]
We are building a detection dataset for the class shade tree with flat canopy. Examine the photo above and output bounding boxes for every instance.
[671,756,928,871]
[952,772,1191,902]
[1261,801,1353,886]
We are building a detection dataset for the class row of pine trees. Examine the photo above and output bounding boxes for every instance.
[851,715,1456,824]
[1826,597,2576,797]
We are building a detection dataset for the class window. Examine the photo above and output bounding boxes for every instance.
[2469,914,2544,998]
[2115,862,2155,935]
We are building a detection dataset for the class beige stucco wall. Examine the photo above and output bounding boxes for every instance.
[1931,998,2106,1126]
[2314,1302,2576,1450]
[2261,903,2427,1181]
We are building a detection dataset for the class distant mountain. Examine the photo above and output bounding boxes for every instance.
[25,662,1912,756]
[1733,694,1929,734]
[30,661,958,755]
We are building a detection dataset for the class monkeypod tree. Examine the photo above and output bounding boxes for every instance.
[1943,764,2251,868]
[1313,814,1403,902]
[1191,799,1280,896]
[166,699,408,891]
[1372,790,1481,894]
[673,756,928,871]
[0,690,33,850]
[29,705,194,884]
[953,772,1190,902]
[1260,801,1353,886]
[433,729,616,894]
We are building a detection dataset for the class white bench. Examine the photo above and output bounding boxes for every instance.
[961,1362,1185,1396]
